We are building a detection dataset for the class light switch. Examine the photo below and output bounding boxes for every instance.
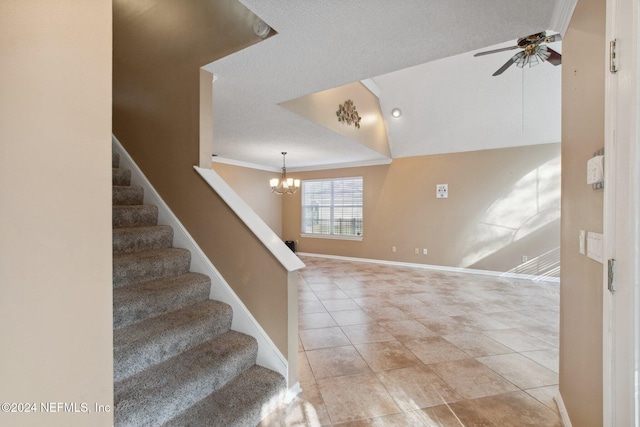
[587,156,604,185]
[587,232,604,263]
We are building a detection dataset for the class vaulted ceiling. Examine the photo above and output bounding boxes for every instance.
[204,1,573,172]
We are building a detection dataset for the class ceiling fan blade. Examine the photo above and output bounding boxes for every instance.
[546,48,562,66]
[474,45,519,57]
[492,55,517,76]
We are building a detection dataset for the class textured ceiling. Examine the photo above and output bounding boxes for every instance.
[204,0,566,171]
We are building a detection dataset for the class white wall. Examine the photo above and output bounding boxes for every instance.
[0,2,113,426]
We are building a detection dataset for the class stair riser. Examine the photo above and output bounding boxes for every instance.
[113,168,131,186]
[114,332,258,427]
[113,274,211,328]
[113,226,173,255]
[113,205,158,228]
[113,186,144,205]
[114,305,233,382]
[113,250,190,288]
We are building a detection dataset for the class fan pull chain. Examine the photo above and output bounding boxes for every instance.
[522,68,525,132]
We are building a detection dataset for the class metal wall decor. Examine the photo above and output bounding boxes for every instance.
[336,99,361,129]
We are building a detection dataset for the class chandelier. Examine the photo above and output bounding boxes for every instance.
[270,152,300,195]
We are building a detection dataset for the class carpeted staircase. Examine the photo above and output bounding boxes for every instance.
[112,152,286,426]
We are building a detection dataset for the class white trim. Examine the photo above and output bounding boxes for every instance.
[194,166,305,273]
[286,382,302,403]
[554,393,573,427]
[212,155,393,173]
[360,78,381,98]
[300,233,363,242]
[112,136,291,380]
[301,175,363,183]
[550,0,579,35]
[603,0,640,423]
[289,158,392,172]
[212,156,281,173]
[298,252,560,283]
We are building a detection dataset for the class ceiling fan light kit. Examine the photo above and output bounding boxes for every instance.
[475,31,562,76]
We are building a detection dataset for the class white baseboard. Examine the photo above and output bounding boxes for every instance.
[554,393,572,427]
[297,252,560,283]
[112,136,289,381]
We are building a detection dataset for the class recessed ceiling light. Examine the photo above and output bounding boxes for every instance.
[391,108,402,118]
[253,18,271,39]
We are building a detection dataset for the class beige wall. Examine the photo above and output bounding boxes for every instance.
[0,2,113,426]
[559,0,606,424]
[278,143,560,274]
[213,163,284,236]
[113,1,295,366]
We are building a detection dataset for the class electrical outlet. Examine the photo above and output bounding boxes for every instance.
[436,184,448,198]
[392,246,397,253]
[414,248,419,255]
[522,255,528,263]
[423,248,428,255]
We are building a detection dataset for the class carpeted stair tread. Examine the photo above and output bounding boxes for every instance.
[113,272,211,329]
[113,248,190,288]
[162,365,287,427]
[111,154,288,425]
[113,204,158,228]
[113,185,144,205]
[113,167,131,186]
[114,299,233,382]
[114,330,258,427]
[113,225,173,255]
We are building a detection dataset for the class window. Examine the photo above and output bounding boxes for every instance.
[301,177,363,239]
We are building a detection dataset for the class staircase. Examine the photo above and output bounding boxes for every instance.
[112,152,286,426]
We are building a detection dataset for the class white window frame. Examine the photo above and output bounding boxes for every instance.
[300,177,363,241]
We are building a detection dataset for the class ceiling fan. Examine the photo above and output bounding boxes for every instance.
[474,31,562,76]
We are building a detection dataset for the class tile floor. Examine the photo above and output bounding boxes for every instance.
[260,256,561,426]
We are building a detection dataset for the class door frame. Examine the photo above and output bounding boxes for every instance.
[603,0,639,424]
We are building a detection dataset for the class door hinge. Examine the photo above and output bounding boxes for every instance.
[608,258,616,293]
[610,39,618,73]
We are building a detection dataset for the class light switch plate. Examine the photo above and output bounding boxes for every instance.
[587,156,604,185]
[579,230,586,255]
[587,232,604,263]
[436,184,448,198]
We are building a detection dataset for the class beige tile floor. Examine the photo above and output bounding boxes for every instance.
[260,256,561,426]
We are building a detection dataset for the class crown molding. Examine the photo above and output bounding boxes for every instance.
[287,158,392,172]
[549,0,578,35]
[211,156,281,172]
[212,156,392,173]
